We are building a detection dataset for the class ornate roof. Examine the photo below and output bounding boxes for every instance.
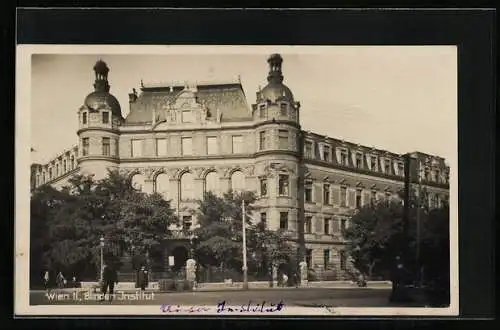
[124,83,251,124]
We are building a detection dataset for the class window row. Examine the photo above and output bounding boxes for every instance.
[258,102,291,119]
[304,183,391,208]
[306,249,348,270]
[258,130,290,151]
[303,141,406,176]
[81,137,119,157]
[37,155,77,185]
[132,170,247,201]
[258,174,290,197]
[130,135,245,158]
[304,216,349,235]
[81,111,110,125]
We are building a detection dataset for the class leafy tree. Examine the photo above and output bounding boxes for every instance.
[193,190,256,271]
[30,170,178,284]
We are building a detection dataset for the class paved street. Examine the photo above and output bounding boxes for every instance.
[30,287,398,307]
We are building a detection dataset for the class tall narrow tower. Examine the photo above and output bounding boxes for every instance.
[251,54,305,263]
[77,60,123,180]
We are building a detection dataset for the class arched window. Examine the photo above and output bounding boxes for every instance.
[155,173,169,200]
[70,156,75,169]
[230,170,245,192]
[180,172,195,200]
[131,173,146,191]
[205,171,219,195]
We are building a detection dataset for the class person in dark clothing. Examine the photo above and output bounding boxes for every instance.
[389,255,407,302]
[101,264,118,302]
[138,266,149,291]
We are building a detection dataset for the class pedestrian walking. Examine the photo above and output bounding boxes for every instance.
[56,272,65,288]
[282,273,288,287]
[100,263,118,302]
[138,266,149,291]
[43,270,49,291]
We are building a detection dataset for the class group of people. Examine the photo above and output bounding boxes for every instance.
[99,263,150,302]
[43,270,78,290]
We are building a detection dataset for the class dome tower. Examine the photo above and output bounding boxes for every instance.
[252,54,302,235]
[77,60,123,179]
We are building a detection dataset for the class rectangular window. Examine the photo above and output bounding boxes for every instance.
[70,156,74,169]
[102,111,109,124]
[305,181,313,202]
[56,164,59,176]
[156,138,167,157]
[280,103,288,116]
[356,189,362,208]
[304,141,313,158]
[206,136,217,155]
[102,137,110,156]
[340,150,349,166]
[323,249,330,269]
[82,112,87,124]
[340,219,347,233]
[384,160,391,174]
[305,216,312,233]
[82,137,89,156]
[63,160,67,172]
[181,110,194,123]
[355,153,363,169]
[260,212,267,228]
[435,169,441,183]
[182,216,192,231]
[259,131,266,150]
[324,218,330,235]
[397,162,405,176]
[279,212,288,230]
[370,156,377,170]
[131,139,142,157]
[181,137,192,156]
[259,104,266,118]
[323,184,331,205]
[232,135,243,154]
[306,249,313,268]
[340,187,347,207]
[49,168,52,179]
[340,251,347,270]
[278,174,289,196]
[278,130,288,149]
[322,145,330,161]
[260,178,268,196]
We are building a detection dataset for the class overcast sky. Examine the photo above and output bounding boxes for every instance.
[30,46,457,165]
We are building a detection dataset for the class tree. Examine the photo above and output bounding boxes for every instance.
[30,170,178,284]
[343,198,404,279]
[193,190,256,271]
[344,190,450,287]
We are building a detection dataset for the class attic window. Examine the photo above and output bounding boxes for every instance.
[280,103,288,116]
[82,112,87,124]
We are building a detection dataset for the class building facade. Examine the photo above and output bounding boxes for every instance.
[32,54,450,280]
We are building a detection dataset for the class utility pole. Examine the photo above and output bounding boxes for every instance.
[241,199,249,290]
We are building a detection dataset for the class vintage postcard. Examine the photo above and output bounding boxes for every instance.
[16,45,458,316]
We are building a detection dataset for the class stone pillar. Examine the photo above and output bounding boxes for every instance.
[299,261,308,287]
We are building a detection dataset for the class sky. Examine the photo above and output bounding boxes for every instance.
[30,46,457,165]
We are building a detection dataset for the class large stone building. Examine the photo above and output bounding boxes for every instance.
[31,54,450,280]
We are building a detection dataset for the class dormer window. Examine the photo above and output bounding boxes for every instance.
[322,145,331,162]
[82,112,87,124]
[102,111,109,124]
[355,153,364,169]
[280,103,288,116]
[304,141,313,159]
[340,149,349,166]
[435,169,441,183]
[383,159,391,174]
[369,155,377,171]
[397,162,405,176]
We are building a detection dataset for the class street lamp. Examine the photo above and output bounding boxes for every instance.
[241,200,249,290]
[99,236,105,282]
[188,224,200,259]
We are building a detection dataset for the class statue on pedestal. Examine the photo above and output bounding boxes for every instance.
[185,258,196,283]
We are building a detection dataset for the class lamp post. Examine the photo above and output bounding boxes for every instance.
[189,224,200,259]
[99,236,105,283]
[241,199,249,290]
